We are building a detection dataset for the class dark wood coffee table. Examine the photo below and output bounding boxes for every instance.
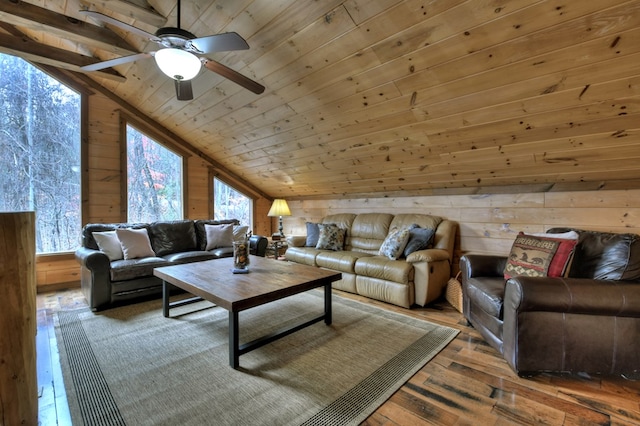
[153,256,341,368]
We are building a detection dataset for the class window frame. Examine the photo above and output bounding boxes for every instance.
[120,112,190,222]
[210,174,255,230]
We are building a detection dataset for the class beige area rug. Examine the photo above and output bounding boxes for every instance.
[56,291,459,426]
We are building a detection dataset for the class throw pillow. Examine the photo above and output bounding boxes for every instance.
[92,230,123,261]
[233,225,250,243]
[403,226,436,257]
[115,228,156,260]
[379,227,411,260]
[305,222,321,247]
[504,232,578,279]
[315,223,345,251]
[205,223,234,250]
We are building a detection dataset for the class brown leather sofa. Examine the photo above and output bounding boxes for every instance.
[461,228,640,378]
[285,213,457,308]
[76,219,267,311]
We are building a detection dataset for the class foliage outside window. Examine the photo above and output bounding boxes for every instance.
[126,125,183,222]
[0,53,81,253]
[213,178,252,228]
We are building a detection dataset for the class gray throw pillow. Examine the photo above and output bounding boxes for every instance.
[305,222,320,247]
[403,227,436,257]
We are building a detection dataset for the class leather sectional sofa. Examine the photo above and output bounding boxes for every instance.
[75,219,267,311]
[461,228,640,378]
[285,213,457,308]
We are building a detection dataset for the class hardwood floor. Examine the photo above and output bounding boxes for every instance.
[37,287,640,425]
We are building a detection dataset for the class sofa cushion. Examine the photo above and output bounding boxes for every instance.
[93,230,124,261]
[162,251,217,263]
[194,219,239,250]
[354,256,413,284]
[284,247,320,266]
[116,228,156,260]
[403,226,436,257]
[389,214,442,233]
[82,223,147,250]
[465,276,506,318]
[378,227,410,260]
[149,220,197,256]
[316,223,345,251]
[316,251,374,274]
[205,223,234,250]
[503,233,577,279]
[110,256,169,281]
[305,222,321,247]
[349,213,394,253]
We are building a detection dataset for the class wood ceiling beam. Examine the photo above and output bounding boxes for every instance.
[0,23,125,82]
[80,0,167,28]
[0,0,137,56]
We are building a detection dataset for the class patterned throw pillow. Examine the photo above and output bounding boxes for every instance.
[315,223,345,251]
[504,232,578,279]
[379,227,411,260]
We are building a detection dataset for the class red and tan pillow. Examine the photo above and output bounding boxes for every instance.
[504,232,578,279]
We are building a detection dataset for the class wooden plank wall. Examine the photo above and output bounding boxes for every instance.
[36,92,272,291]
[283,189,640,269]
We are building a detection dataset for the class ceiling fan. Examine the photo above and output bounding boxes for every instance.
[79,0,265,100]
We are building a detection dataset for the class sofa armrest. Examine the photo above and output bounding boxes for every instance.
[406,248,449,263]
[75,246,110,271]
[505,277,640,316]
[286,235,307,247]
[460,254,507,279]
[249,235,268,257]
[75,247,112,311]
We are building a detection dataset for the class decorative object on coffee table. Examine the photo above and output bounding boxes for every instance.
[232,237,250,272]
[267,198,291,238]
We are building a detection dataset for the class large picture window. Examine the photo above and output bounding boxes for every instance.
[126,125,183,222]
[213,178,252,227]
[0,53,81,253]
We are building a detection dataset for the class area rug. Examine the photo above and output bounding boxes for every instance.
[55,291,458,426]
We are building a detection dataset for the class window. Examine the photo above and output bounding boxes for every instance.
[213,178,252,227]
[0,53,81,253]
[126,125,183,222]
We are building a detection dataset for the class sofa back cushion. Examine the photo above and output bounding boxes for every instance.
[148,220,197,256]
[549,228,640,280]
[348,213,394,254]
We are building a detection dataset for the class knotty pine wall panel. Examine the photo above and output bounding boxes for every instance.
[283,189,640,270]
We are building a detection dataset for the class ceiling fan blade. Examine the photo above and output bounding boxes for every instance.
[81,52,152,71]
[175,79,194,101]
[189,32,249,54]
[203,59,265,95]
[80,10,161,43]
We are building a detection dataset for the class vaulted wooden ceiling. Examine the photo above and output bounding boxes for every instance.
[1,0,639,199]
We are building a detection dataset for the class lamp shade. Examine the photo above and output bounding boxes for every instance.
[267,199,291,217]
[154,48,201,81]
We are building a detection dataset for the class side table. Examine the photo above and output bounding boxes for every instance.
[267,238,288,260]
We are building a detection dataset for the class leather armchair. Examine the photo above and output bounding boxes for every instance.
[461,228,640,378]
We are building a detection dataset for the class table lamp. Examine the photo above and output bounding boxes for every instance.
[267,199,291,239]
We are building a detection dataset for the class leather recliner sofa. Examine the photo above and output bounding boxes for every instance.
[285,213,457,308]
[76,219,267,311]
[461,228,640,378]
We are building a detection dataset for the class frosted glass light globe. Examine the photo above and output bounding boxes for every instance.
[154,48,201,81]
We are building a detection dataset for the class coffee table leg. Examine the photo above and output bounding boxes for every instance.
[229,311,240,368]
[162,280,170,318]
[324,283,332,325]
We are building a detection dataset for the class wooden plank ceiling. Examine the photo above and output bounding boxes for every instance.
[1,0,639,199]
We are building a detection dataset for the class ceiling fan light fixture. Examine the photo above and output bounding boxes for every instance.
[154,48,201,81]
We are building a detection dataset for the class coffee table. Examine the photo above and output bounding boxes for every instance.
[153,256,342,368]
